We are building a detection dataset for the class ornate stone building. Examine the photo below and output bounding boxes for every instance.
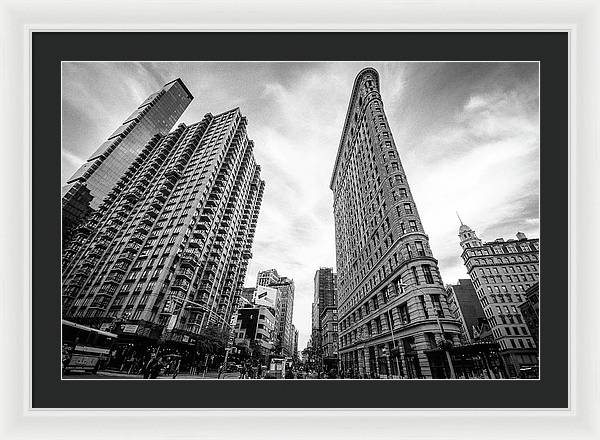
[459,222,540,377]
[331,68,462,379]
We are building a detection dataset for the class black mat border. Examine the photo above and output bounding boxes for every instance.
[32,32,568,408]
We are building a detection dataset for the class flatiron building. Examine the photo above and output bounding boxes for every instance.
[331,68,462,379]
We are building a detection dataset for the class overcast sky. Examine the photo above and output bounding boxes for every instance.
[62,61,540,350]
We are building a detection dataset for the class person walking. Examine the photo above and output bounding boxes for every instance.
[143,356,157,379]
[172,358,181,379]
[149,357,163,379]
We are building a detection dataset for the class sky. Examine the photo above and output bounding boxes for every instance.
[62,62,540,351]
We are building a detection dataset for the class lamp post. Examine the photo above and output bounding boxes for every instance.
[384,307,402,378]
[434,308,456,379]
[169,296,234,379]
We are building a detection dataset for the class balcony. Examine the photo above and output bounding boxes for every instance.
[201,273,215,284]
[176,268,194,280]
[140,215,154,226]
[117,251,136,262]
[88,247,102,258]
[123,241,141,252]
[146,207,160,218]
[198,282,212,292]
[96,240,110,249]
[111,263,129,273]
[105,273,123,284]
[172,279,190,291]
[189,238,202,249]
[74,267,91,277]
[179,252,199,267]
[165,168,182,180]
[136,224,151,235]
[204,260,218,272]
[192,229,205,239]
[150,198,162,209]
[130,234,145,244]
[125,189,142,201]
[158,185,171,196]
[154,191,167,203]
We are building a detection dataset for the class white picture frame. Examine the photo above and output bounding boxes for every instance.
[1,0,598,438]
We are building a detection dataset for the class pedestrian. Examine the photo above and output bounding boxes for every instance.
[239,364,246,379]
[143,356,156,379]
[257,363,263,379]
[172,358,181,379]
[149,357,163,379]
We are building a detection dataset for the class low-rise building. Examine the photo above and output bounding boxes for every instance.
[233,305,276,361]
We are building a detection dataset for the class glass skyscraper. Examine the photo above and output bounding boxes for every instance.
[62,78,193,243]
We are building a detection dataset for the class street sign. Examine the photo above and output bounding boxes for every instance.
[167,314,177,331]
[122,324,139,334]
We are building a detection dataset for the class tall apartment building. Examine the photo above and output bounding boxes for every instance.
[256,269,295,356]
[313,268,339,369]
[62,107,265,353]
[331,68,462,379]
[62,79,193,244]
[459,222,539,377]
[271,277,295,356]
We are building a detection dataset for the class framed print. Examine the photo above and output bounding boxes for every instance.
[1,0,599,439]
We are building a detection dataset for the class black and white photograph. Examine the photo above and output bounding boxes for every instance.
[61,61,540,381]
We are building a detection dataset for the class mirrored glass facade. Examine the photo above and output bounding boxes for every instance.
[62,79,193,243]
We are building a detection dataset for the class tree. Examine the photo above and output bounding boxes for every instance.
[195,325,229,357]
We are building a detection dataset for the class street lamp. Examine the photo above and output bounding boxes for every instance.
[383,305,402,378]
[434,308,456,379]
[168,296,235,379]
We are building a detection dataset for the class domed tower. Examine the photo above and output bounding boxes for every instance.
[457,213,482,250]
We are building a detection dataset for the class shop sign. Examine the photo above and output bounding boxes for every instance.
[122,324,139,334]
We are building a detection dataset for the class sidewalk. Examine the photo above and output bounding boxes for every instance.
[96,370,242,380]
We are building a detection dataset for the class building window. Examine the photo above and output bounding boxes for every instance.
[422,265,434,284]
[412,266,420,285]
[415,241,425,256]
[409,220,418,232]
[398,303,410,324]
[430,294,444,317]
[404,203,413,214]
[419,295,429,319]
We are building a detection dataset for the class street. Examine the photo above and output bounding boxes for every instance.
[64,370,245,380]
